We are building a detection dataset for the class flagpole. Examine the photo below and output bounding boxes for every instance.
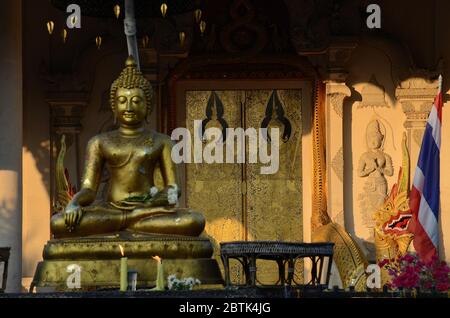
[438,74,443,93]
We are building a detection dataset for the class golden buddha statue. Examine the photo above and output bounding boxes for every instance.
[50,57,204,238]
[32,57,222,292]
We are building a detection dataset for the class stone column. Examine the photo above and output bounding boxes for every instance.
[324,39,356,228]
[325,82,351,227]
[395,76,439,180]
[0,0,22,292]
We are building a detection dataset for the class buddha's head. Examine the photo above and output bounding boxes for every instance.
[110,56,153,126]
[366,119,384,150]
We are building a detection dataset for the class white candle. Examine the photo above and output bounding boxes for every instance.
[152,255,165,290]
[119,245,128,292]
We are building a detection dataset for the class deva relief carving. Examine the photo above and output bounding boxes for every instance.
[331,146,344,183]
[357,119,393,229]
[356,75,389,109]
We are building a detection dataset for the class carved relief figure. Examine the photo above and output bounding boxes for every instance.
[358,119,394,228]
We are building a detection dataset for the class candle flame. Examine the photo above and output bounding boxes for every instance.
[119,244,124,257]
[152,255,161,262]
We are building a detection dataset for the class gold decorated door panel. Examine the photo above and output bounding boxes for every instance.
[186,89,303,285]
[245,90,303,283]
[185,91,244,271]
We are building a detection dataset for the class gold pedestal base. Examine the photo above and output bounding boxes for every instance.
[31,232,223,292]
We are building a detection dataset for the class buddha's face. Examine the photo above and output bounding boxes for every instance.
[114,87,147,126]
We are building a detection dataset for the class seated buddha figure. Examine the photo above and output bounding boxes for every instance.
[51,57,205,238]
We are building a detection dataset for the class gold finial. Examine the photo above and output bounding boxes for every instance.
[142,35,150,48]
[114,4,121,19]
[46,21,55,35]
[179,32,186,48]
[62,28,68,43]
[199,20,206,35]
[194,9,202,23]
[161,3,168,18]
[70,15,78,28]
[96,36,102,49]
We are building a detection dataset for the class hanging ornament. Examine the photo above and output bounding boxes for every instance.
[160,3,168,18]
[179,31,186,48]
[46,21,55,35]
[95,36,102,49]
[199,20,206,35]
[114,4,120,19]
[194,9,202,24]
[62,28,68,44]
[70,15,78,28]
[142,35,150,48]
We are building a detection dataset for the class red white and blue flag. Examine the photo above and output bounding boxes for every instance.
[408,75,443,263]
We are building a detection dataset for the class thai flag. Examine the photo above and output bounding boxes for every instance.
[408,75,442,262]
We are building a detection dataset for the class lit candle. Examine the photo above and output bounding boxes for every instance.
[152,256,165,290]
[119,245,128,292]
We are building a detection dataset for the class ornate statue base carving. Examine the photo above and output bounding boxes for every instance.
[31,232,223,291]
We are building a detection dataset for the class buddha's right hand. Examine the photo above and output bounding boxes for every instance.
[64,202,83,232]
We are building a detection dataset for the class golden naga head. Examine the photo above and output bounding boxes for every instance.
[374,134,414,269]
[110,56,153,125]
[373,168,412,235]
[373,133,413,240]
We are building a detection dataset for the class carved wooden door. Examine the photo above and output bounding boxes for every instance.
[186,89,303,284]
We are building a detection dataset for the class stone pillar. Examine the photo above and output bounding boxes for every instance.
[0,0,22,292]
[395,76,439,180]
[325,82,351,226]
[324,38,356,228]
[321,39,355,288]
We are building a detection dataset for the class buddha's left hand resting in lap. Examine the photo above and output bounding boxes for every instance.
[51,57,205,238]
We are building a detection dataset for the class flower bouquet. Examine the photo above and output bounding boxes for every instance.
[379,253,450,293]
[167,274,201,291]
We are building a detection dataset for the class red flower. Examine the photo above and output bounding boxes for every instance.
[384,253,450,292]
[378,259,389,268]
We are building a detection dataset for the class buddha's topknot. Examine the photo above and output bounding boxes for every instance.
[110,56,153,113]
